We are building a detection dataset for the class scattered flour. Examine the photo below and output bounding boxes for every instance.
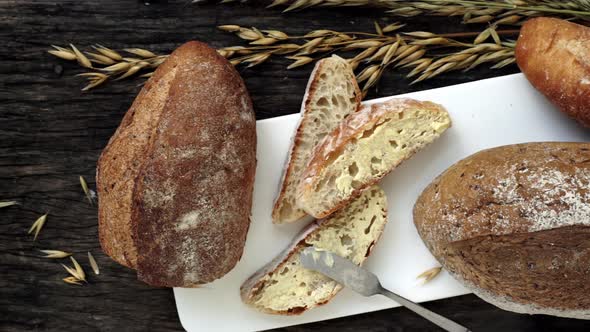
[143,179,177,208]
[434,164,590,243]
[179,236,200,283]
[175,147,197,159]
[492,167,590,233]
[176,211,202,231]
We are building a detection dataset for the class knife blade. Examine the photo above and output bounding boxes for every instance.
[299,247,471,332]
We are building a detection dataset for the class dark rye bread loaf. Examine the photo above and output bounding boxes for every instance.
[414,142,590,319]
[97,41,256,286]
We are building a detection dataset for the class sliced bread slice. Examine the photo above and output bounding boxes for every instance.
[241,185,387,315]
[271,55,362,224]
[297,98,451,219]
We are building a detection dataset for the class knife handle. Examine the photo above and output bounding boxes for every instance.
[378,285,471,332]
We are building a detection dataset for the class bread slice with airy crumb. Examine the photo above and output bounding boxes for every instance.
[241,186,387,315]
[297,98,451,219]
[271,55,362,224]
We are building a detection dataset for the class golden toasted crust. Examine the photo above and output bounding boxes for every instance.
[98,41,256,287]
[297,98,448,218]
[414,142,590,316]
[516,17,590,127]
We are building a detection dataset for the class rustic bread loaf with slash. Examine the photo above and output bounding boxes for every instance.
[242,186,387,315]
[516,17,590,127]
[297,98,451,219]
[272,55,362,224]
[414,142,590,319]
[97,41,256,287]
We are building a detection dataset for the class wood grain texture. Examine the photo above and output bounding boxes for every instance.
[1,0,588,331]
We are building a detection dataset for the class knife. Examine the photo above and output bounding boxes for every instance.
[299,247,471,332]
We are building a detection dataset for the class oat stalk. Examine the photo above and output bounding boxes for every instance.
[49,23,517,93]
[417,266,442,284]
[0,201,17,208]
[40,250,72,259]
[261,0,590,25]
[48,44,167,91]
[217,24,517,94]
[28,213,48,241]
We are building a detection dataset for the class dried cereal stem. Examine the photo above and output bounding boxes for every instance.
[48,23,517,93]
[259,0,590,26]
[48,44,166,91]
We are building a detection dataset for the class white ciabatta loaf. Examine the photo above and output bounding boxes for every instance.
[272,55,362,224]
[297,98,450,219]
[242,186,387,315]
[414,142,590,319]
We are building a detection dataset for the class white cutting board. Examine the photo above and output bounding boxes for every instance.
[174,73,590,332]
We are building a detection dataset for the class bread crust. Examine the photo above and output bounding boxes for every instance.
[516,17,590,127]
[96,43,181,268]
[240,220,321,315]
[98,41,256,286]
[298,98,449,218]
[271,56,362,224]
[414,142,590,318]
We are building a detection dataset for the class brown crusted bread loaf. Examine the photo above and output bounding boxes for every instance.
[297,98,450,219]
[96,44,180,268]
[97,41,256,287]
[242,186,387,315]
[515,17,590,127]
[272,55,362,224]
[414,142,590,319]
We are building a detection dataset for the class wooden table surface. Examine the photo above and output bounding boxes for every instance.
[2,1,589,331]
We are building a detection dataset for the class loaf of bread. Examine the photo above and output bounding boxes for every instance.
[297,98,450,219]
[242,186,387,315]
[414,142,590,319]
[516,17,590,127]
[97,41,256,287]
[272,55,362,224]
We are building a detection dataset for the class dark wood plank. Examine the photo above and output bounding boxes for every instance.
[1,1,587,331]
